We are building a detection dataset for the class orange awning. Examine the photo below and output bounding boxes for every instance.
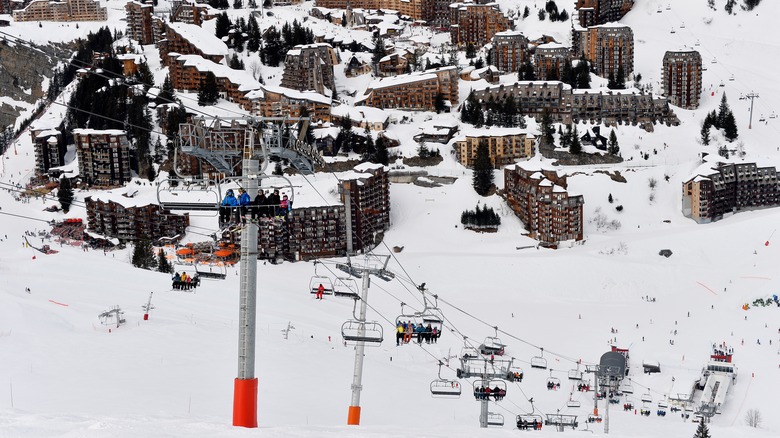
[176,248,194,255]
[214,249,233,258]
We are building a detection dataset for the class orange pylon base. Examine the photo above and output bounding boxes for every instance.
[347,405,361,425]
[233,378,258,428]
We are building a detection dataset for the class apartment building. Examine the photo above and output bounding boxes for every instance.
[32,130,65,176]
[377,52,409,77]
[489,30,529,74]
[575,0,634,27]
[682,161,780,224]
[159,22,227,66]
[453,128,535,169]
[574,23,634,80]
[85,197,189,242]
[313,0,425,20]
[125,1,154,45]
[662,49,702,110]
[247,84,333,123]
[170,0,216,25]
[534,42,571,81]
[356,66,458,110]
[471,80,678,127]
[13,0,107,21]
[449,2,510,48]
[280,43,339,97]
[504,162,584,245]
[168,53,261,110]
[74,129,132,188]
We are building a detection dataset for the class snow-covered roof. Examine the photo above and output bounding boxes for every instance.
[36,129,60,139]
[536,42,567,50]
[72,129,127,136]
[453,127,533,142]
[245,84,332,105]
[173,54,261,92]
[29,114,64,132]
[331,105,389,123]
[167,22,228,57]
[473,80,573,93]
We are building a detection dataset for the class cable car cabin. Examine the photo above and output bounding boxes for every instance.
[430,379,461,398]
[568,369,583,380]
[567,399,581,408]
[516,414,543,430]
[546,377,561,390]
[473,379,507,401]
[641,393,652,403]
[486,412,504,427]
[479,337,505,355]
[333,277,359,298]
[530,356,548,369]
[309,276,334,295]
[341,320,383,344]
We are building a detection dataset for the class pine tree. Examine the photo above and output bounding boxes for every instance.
[607,129,620,155]
[523,6,530,18]
[198,72,219,106]
[372,35,387,70]
[157,249,172,274]
[607,72,617,89]
[373,135,389,165]
[569,125,582,154]
[215,12,231,39]
[132,240,158,270]
[561,123,572,149]
[156,75,175,105]
[134,61,154,90]
[472,141,494,196]
[232,0,242,8]
[693,420,711,438]
[608,193,613,203]
[575,56,591,89]
[615,65,626,89]
[701,123,711,146]
[434,92,446,114]
[57,177,74,213]
[465,43,476,59]
[723,110,739,141]
[540,109,555,146]
[717,94,730,128]
[229,53,244,70]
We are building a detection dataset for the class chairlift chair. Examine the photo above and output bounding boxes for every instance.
[695,39,701,46]
[567,399,581,408]
[759,114,766,122]
[309,275,334,295]
[530,348,547,369]
[486,412,504,427]
[333,277,359,298]
[507,365,524,382]
[516,414,544,430]
[546,371,561,390]
[769,112,777,119]
[430,361,461,398]
[719,81,725,87]
[680,22,685,28]
[656,7,661,13]
[712,58,718,64]
[729,75,735,81]
[670,27,675,34]
[658,400,668,409]
[195,264,227,280]
[341,320,383,344]
[156,178,221,214]
[568,369,583,380]
[587,414,602,423]
[472,379,507,401]
[666,3,671,10]
[620,381,634,394]
[479,336,506,356]
[641,393,653,403]
[461,345,480,360]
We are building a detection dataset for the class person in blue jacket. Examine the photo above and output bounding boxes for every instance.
[237,188,251,223]
[220,189,238,224]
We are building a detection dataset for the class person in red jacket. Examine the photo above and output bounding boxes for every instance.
[316,283,325,300]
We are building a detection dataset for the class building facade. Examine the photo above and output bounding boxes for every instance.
[662,49,702,110]
[357,66,458,110]
[125,1,155,45]
[170,0,216,25]
[85,197,190,242]
[13,0,107,21]
[534,42,571,81]
[449,2,510,48]
[682,161,780,224]
[33,130,65,176]
[168,53,261,111]
[453,128,535,169]
[575,0,634,27]
[247,85,333,123]
[159,22,227,66]
[489,31,528,74]
[504,163,584,244]
[280,43,339,97]
[575,23,633,80]
[74,129,132,187]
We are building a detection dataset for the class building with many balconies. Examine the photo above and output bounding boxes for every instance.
[575,0,634,27]
[489,30,528,74]
[574,23,634,81]
[662,49,702,110]
[74,129,132,188]
[534,42,571,81]
[159,21,228,66]
[125,1,155,45]
[13,0,106,21]
[280,43,339,97]
[85,196,189,242]
[453,128,535,169]
[356,66,458,111]
[449,2,510,48]
[504,161,584,245]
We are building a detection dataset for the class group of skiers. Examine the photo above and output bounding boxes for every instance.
[473,385,506,401]
[172,271,200,290]
[219,188,292,225]
[395,321,439,346]
[517,418,542,430]
[546,380,561,390]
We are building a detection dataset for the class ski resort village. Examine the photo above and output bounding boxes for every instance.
[1,0,780,436]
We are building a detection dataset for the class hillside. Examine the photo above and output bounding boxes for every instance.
[1,0,780,437]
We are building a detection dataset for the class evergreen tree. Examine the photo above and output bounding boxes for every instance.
[561,59,575,88]
[198,72,219,106]
[134,61,154,90]
[233,0,242,8]
[615,65,626,89]
[248,15,262,53]
[372,35,387,69]
[472,141,494,196]
[693,420,711,438]
[335,115,353,154]
[717,94,730,128]
[561,123,572,149]
[519,60,536,81]
[607,129,620,155]
[434,92,446,114]
[373,135,389,165]
[156,75,175,105]
[465,43,476,59]
[701,122,711,146]
[723,110,739,141]
[229,53,245,70]
[575,56,591,89]
[215,12,231,39]
[247,0,256,8]
[361,126,375,162]
[57,177,74,213]
[157,249,172,274]
[607,72,617,89]
[132,240,158,270]
[540,109,555,146]
[569,125,582,154]
[522,6,530,18]
[342,13,347,27]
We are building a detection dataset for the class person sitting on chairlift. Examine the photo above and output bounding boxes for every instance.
[238,188,251,223]
[316,283,325,300]
[220,190,238,224]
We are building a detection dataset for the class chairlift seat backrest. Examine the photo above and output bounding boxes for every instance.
[430,379,461,398]
[341,320,383,344]
[530,356,548,369]
[486,412,504,427]
[333,277,359,298]
[309,275,334,294]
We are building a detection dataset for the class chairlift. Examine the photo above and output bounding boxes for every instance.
[656,7,661,13]
[695,39,701,46]
[530,348,547,369]
[769,112,777,119]
[156,178,221,214]
[479,336,506,356]
[711,58,718,64]
[507,365,524,382]
[641,393,653,403]
[666,3,671,10]
[587,414,603,423]
[516,414,544,430]
[461,344,480,360]
[568,369,583,380]
[670,27,675,34]
[702,65,707,71]
[658,400,669,409]
[430,361,461,398]
[546,370,561,390]
[309,261,334,295]
[759,114,766,122]
[333,277,359,298]
[729,75,735,81]
[486,412,505,427]
[620,380,634,394]
[680,22,685,29]
[472,379,507,401]
[341,320,383,344]
[567,398,581,408]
